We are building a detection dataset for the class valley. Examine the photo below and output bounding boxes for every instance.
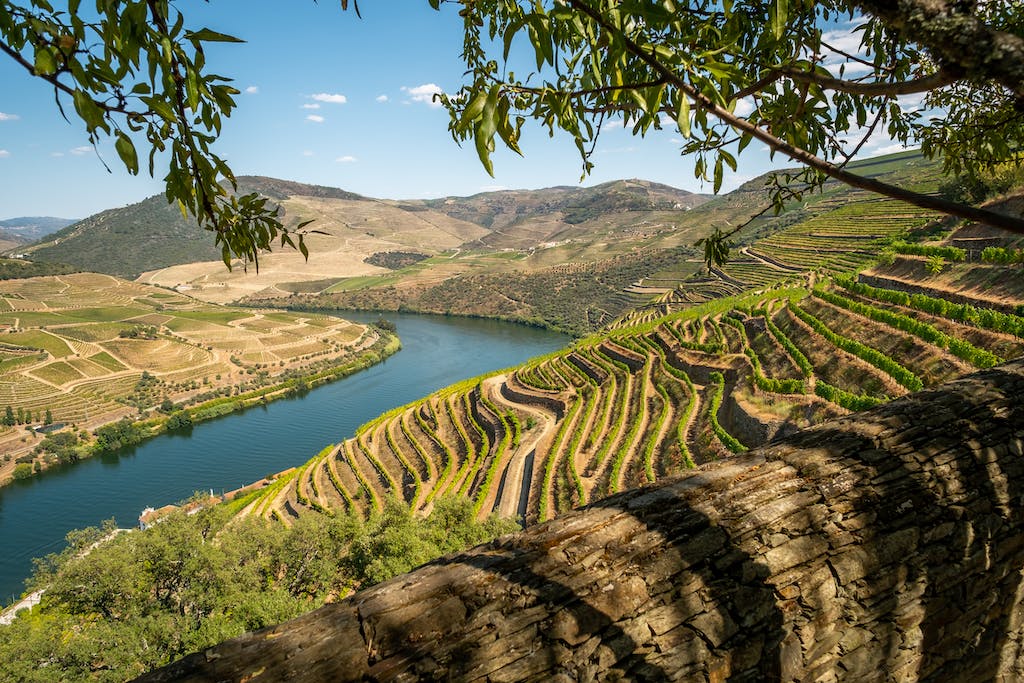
[4,157,1024,681]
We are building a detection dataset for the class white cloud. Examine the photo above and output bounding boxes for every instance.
[376,94,389,103]
[50,151,64,157]
[302,150,314,157]
[311,92,347,104]
[244,86,259,95]
[479,184,507,192]
[733,97,755,118]
[335,155,357,163]
[0,150,9,158]
[306,114,325,123]
[821,29,865,57]
[402,83,443,107]
[302,103,321,109]
[70,145,92,155]
[868,142,909,157]
[0,112,18,121]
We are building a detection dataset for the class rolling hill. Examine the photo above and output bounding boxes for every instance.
[17,177,710,303]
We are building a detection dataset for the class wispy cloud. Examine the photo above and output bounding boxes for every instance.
[733,97,755,118]
[306,114,325,123]
[0,150,9,158]
[244,85,259,95]
[302,150,314,157]
[0,112,18,121]
[311,92,347,104]
[402,83,443,107]
[376,94,389,103]
[479,184,507,192]
[302,103,321,110]
[867,142,909,157]
[335,155,357,163]
[70,146,92,156]
[50,151,64,158]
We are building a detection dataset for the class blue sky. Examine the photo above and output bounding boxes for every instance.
[0,3,908,220]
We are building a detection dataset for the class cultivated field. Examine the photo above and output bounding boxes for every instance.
[0,273,381,477]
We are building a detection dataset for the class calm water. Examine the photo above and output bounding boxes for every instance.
[0,312,568,602]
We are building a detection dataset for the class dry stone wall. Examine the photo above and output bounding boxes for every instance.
[139,359,1024,682]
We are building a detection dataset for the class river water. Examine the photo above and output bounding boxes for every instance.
[0,312,568,602]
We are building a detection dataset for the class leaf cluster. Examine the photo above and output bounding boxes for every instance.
[0,0,310,268]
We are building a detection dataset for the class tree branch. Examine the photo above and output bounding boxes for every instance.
[779,67,958,97]
[565,0,1024,235]
[853,0,1024,99]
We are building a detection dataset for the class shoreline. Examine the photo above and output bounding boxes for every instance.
[0,330,401,489]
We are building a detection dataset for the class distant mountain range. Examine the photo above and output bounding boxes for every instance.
[16,177,710,280]
[0,216,77,244]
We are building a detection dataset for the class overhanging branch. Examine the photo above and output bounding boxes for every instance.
[566,0,1024,235]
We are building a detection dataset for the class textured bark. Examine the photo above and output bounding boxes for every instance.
[139,359,1024,682]
[854,0,1024,97]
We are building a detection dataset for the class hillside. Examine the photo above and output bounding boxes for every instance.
[18,176,711,304]
[6,176,1024,680]
[8,204,1024,683]
[0,217,77,243]
[274,151,946,335]
[0,273,392,483]
[234,200,1024,527]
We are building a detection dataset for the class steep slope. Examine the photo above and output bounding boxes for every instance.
[277,151,945,334]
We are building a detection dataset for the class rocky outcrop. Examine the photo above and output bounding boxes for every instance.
[139,359,1024,682]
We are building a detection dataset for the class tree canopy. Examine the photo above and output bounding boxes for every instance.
[2,0,1023,265]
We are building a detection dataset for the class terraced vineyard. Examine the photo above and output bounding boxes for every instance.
[0,273,385,473]
[251,234,1024,525]
[631,191,945,324]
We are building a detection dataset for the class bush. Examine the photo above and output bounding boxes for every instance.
[12,462,33,479]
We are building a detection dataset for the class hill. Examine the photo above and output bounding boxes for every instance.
[272,151,946,335]
[18,177,710,304]
[7,182,1024,680]
[223,189,1024,528]
[0,217,77,243]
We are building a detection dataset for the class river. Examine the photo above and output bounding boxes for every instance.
[0,312,568,603]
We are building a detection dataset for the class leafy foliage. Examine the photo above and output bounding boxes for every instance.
[433,0,1024,232]
[0,496,515,682]
[0,2,309,268]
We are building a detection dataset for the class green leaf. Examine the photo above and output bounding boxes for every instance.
[770,0,788,39]
[186,28,245,43]
[115,133,139,175]
[34,47,57,76]
[675,92,691,138]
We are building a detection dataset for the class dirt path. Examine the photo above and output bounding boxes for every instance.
[486,375,558,520]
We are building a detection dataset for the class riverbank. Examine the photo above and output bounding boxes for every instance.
[247,301,582,338]
[0,330,400,488]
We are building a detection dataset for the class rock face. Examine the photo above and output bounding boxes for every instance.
[139,360,1024,682]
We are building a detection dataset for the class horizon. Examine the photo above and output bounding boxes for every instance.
[0,3,912,220]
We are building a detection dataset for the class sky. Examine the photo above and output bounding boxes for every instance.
[0,2,912,220]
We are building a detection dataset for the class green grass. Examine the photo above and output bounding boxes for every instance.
[4,330,74,358]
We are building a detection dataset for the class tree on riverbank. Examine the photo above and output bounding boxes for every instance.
[0,496,516,682]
